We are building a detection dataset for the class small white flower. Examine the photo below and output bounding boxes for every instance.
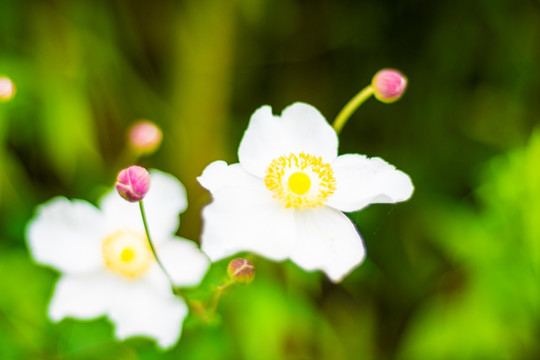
[26,170,209,349]
[198,103,413,282]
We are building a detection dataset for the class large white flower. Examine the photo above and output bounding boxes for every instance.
[26,170,209,349]
[198,103,413,282]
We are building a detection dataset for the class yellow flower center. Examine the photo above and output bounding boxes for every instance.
[264,152,336,208]
[120,248,135,262]
[288,171,311,195]
[102,230,154,279]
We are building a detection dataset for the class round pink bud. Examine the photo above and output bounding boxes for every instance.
[371,69,407,103]
[115,166,151,202]
[128,120,163,154]
[0,76,16,102]
[227,258,255,285]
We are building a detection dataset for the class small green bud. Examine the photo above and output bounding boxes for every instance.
[227,258,255,285]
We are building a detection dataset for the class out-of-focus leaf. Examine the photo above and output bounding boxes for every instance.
[398,131,540,359]
[29,3,102,182]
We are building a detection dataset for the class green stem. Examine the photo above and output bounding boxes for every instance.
[114,146,143,172]
[210,280,234,315]
[138,200,176,289]
[332,85,374,134]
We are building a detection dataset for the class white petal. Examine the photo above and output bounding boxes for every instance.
[50,266,187,349]
[100,170,187,243]
[289,207,365,282]
[49,272,119,321]
[238,103,339,178]
[198,160,229,192]
[26,197,105,274]
[158,238,210,287]
[200,163,294,261]
[326,154,414,212]
[107,275,188,349]
[198,161,265,195]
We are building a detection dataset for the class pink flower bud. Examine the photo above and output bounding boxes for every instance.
[371,69,407,103]
[227,258,255,285]
[128,120,163,154]
[0,76,16,102]
[115,166,151,202]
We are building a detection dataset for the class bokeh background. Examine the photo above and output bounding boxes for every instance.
[1,0,540,359]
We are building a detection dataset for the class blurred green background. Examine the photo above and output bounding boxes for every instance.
[1,0,540,359]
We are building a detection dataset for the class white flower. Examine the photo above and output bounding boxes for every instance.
[198,103,413,282]
[26,170,210,349]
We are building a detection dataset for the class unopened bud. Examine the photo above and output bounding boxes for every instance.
[0,76,16,102]
[128,120,163,154]
[371,69,407,103]
[115,166,151,202]
[227,258,255,285]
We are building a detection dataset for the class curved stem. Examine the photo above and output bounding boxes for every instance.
[333,85,374,134]
[210,280,234,315]
[138,200,176,289]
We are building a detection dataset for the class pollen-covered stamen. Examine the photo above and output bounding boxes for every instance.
[264,152,336,208]
[102,230,154,279]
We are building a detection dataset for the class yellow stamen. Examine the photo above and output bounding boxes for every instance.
[102,230,153,279]
[265,152,336,208]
